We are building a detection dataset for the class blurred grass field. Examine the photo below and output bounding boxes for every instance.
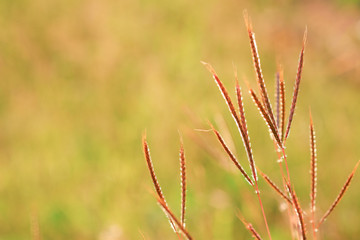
[0,0,360,239]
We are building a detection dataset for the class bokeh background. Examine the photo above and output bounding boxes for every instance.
[0,0,360,239]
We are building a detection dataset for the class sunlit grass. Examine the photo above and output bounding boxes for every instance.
[0,0,359,239]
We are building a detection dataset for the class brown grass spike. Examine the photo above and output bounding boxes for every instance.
[258,170,292,205]
[236,83,248,137]
[237,211,263,240]
[202,61,257,182]
[285,28,307,141]
[179,137,187,228]
[309,110,317,239]
[234,67,248,136]
[318,160,360,228]
[143,134,166,202]
[210,123,254,186]
[203,62,271,240]
[201,61,240,126]
[276,64,285,141]
[244,10,277,128]
[278,65,286,140]
[247,224,262,240]
[235,80,255,178]
[142,134,177,232]
[286,184,307,240]
[249,88,283,148]
[275,71,280,129]
[156,195,193,240]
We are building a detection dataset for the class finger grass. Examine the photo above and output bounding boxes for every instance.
[142,12,359,240]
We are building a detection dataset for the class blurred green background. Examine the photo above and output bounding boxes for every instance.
[0,0,360,239]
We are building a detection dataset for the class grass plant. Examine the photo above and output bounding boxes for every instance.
[142,12,359,240]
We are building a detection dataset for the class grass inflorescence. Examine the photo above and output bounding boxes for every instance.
[142,11,359,240]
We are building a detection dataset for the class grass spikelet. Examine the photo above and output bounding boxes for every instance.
[249,88,283,148]
[236,82,248,137]
[285,28,307,141]
[235,79,255,180]
[201,61,242,131]
[286,184,307,240]
[278,65,286,140]
[142,134,177,232]
[203,62,271,239]
[234,67,247,136]
[209,123,254,186]
[143,134,166,203]
[202,61,257,182]
[275,71,280,129]
[155,195,193,240]
[258,170,292,205]
[309,110,317,238]
[143,15,360,239]
[237,211,263,240]
[318,160,360,228]
[179,137,187,228]
[244,10,276,128]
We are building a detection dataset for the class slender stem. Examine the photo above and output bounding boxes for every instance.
[312,220,316,240]
[176,231,182,240]
[254,180,272,240]
[281,147,291,184]
[272,141,286,181]
[273,141,295,239]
